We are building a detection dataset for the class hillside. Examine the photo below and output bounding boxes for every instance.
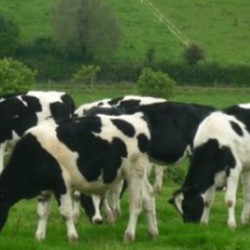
[1,0,250,65]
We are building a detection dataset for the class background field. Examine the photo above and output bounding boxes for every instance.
[1,0,250,64]
[0,86,250,250]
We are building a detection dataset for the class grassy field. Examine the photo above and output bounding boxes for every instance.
[1,0,250,64]
[0,86,250,249]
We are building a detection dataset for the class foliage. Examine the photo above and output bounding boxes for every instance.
[183,44,205,65]
[0,58,36,95]
[72,65,101,85]
[0,12,20,58]
[137,67,175,99]
[51,0,121,60]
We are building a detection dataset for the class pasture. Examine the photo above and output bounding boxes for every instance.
[0,86,250,250]
[2,0,250,64]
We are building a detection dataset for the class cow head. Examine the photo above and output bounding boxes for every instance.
[168,187,204,223]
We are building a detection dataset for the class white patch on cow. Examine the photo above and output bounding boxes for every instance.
[75,99,112,116]
[118,95,166,105]
[174,193,184,214]
[238,103,250,110]
[215,171,226,188]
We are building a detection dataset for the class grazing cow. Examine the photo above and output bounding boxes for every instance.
[169,104,250,228]
[0,90,76,173]
[0,113,158,242]
[76,97,215,223]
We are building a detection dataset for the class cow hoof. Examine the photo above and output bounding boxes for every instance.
[113,208,122,219]
[148,229,159,239]
[153,185,162,194]
[68,233,79,243]
[93,218,103,225]
[123,231,135,243]
[227,221,237,229]
[106,212,115,224]
[35,232,46,242]
[241,215,249,225]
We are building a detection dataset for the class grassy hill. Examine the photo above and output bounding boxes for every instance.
[1,0,250,65]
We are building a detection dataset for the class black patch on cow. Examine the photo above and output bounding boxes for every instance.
[0,134,66,207]
[85,107,124,116]
[108,97,123,106]
[22,96,42,112]
[77,137,127,184]
[224,105,250,134]
[127,102,215,164]
[184,139,236,190]
[230,121,243,136]
[111,119,135,137]
[0,97,39,141]
[56,116,128,184]
[50,94,76,122]
[137,133,149,153]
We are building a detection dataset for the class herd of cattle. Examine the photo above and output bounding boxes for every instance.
[0,90,249,243]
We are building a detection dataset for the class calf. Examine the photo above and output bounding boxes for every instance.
[0,90,76,173]
[0,113,158,242]
[169,104,250,228]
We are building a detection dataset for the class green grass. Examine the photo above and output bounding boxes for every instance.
[0,86,250,249]
[1,0,250,64]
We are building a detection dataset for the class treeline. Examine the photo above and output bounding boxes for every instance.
[1,0,250,86]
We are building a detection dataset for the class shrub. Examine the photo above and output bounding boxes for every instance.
[72,65,101,85]
[137,67,175,99]
[0,58,36,95]
[183,44,205,65]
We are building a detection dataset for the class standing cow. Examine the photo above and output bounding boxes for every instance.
[0,113,158,242]
[75,96,215,223]
[0,90,76,173]
[169,104,250,228]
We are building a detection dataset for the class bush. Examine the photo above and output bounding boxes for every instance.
[72,65,101,85]
[0,58,36,95]
[137,67,176,99]
[183,44,205,65]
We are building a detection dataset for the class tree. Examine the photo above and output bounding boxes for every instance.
[0,13,20,58]
[183,44,205,65]
[51,0,121,60]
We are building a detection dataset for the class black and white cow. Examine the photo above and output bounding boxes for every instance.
[169,104,250,228]
[0,113,158,242]
[0,90,76,173]
[75,96,215,223]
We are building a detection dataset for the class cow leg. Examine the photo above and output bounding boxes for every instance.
[142,178,158,239]
[225,165,241,229]
[153,164,165,194]
[241,171,250,224]
[72,191,81,224]
[54,183,78,242]
[103,196,115,224]
[124,178,143,243]
[108,180,125,219]
[91,195,103,224]
[200,185,216,224]
[35,191,52,241]
[123,157,150,243]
